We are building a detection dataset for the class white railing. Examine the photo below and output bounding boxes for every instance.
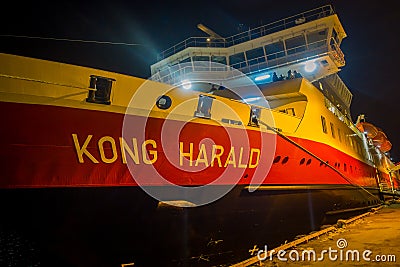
[152,37,345,83]
[157,5,335,60]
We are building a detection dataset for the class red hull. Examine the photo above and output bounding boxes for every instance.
[1,101,378,189]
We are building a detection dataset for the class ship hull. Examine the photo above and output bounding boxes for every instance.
[0,101,382,266]
[1,185,380,266]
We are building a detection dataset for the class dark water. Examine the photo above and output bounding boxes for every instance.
[0,227,41,267]
[0,186,380,267]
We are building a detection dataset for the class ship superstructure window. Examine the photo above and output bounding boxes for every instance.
[229,52,245,68]
[179,57,192,64]
[332,28,339,44]
[285,35,306,55]
[194,95,214,118]
[211,56,227,65]
[265,41,285,61]
[286,108,295,116]
[193,56,210,70]
[306,29,328,49]
[245,47,265,65]
[86,75,115,105]
[330,122,335,138]
[337,128,342,142]
[321,116,327,133]
[279,108,296,116]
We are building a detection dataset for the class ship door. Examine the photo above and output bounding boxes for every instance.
[194,95,214,118]
[249,106,260,127]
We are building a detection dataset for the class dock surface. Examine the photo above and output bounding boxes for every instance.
[248,203,400,266]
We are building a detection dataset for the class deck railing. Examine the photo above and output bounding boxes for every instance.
[157,5,335,60]
[152,37,345,85]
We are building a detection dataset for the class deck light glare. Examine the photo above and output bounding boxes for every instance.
[254,74,271,81]
[304,61,317,72]
[181,79,192,89]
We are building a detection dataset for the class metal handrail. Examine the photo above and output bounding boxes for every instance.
[152,37,345,84]
[157,5,335,60]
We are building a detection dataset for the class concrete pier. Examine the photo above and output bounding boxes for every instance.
[235,201,400,267]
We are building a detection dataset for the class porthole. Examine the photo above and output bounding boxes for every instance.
[273,156,281,163]
[282,156,289,164]
[156,95,172,109]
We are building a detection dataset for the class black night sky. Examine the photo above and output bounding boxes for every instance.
[1,0,399,161]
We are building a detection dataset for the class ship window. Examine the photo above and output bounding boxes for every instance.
[194,95,214,118]
[330,122,335,138]
[357,142,362,154]
[321,116,327,133]
[193,56,210,61]
[337,128,342,142]
[286,108,295,116]
[332,28,339,44]
[285,35,306,55]
[229,52,245,68]
[193,56,210,71]
[211,56,227,65]
[249,106,260,127]
[279,108,295,116]
[221,118,242,125]
[86,75,115,105]
[307,29,328,49]
[179,57,192,64]
[265,41,285,60]
[156,95,172,110]
[246,47,265,66]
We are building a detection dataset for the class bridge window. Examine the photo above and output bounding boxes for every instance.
[265,41,285,60]
[229,52,245,68]
[193,56,209,61]
[86,75,115,105]
[285,35,306,55]
[211,55,227,65]
[321,116,327,133]
[307,29,328,49]
[194,95,214,118]
[179,57,192,64]
[332,28,339,44]
[246,47,265,66]
[193,56,210,70]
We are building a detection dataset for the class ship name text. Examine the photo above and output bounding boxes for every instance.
[72,134,260,168]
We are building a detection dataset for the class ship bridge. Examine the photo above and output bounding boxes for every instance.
[151,5,346,84]
[150,4,353,117]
